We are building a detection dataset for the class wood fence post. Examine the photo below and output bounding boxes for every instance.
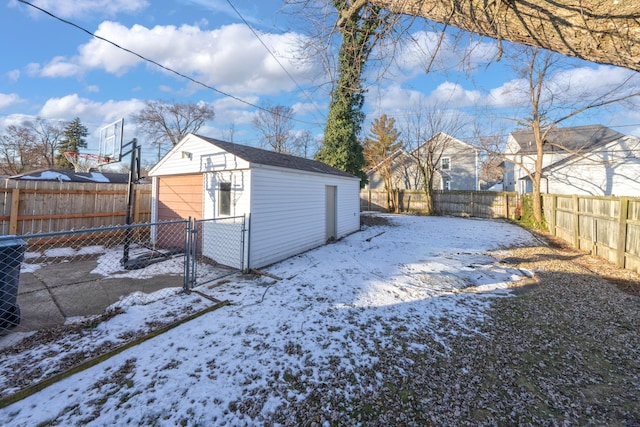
[616,197,629,268]
[572,195,580,249]
[470,192,475,217]
[549,195,557,236]
[9,188,20,235]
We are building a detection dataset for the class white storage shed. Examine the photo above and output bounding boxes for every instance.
[148,134,361,270]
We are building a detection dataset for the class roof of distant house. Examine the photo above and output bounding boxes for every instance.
[509,124,625,154]
[8,169,130,183]
[195,135,357,179]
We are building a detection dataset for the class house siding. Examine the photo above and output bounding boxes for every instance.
[203,170,251,219]
[149,134,250,177]
[506,132,640,196]
[248,166,359,269]
[366,135,478,191]
[545,141,640,196]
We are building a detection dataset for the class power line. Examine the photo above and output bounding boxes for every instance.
[16,0,325,127]
[225,0,327,122]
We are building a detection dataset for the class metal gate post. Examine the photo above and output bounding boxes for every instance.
[190,218,198,289]
[183,217,192,292]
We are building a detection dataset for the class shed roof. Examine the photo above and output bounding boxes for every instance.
[509,124,624,154]
[195,135,357,179]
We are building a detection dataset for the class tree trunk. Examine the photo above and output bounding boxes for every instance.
[341,0,640,72]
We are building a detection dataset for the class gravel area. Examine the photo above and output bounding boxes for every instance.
[270,231,640,426]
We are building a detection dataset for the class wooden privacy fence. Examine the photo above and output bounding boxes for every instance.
[0,179,152,236]
[542,194,640,272]
[360,189,519,220]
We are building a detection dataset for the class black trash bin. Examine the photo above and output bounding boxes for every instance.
[0,236,26,330]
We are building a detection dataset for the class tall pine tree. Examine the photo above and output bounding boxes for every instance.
[56,117,89,169]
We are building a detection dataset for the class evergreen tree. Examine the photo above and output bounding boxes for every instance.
[56,117,89,169]
[315,2,382,187]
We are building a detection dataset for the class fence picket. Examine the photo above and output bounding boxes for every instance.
[0,179,152,235]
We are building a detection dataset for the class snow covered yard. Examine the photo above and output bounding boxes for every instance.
[0,214,537,426]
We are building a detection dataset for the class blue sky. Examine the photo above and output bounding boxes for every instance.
[2,0,640,166]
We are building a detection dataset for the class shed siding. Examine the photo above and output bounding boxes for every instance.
[149,135,250,177]
[248,167,359,268]
[203,170,252,219]
[157,174,203,220]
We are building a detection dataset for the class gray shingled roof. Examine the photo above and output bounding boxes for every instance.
[195,135,357,179]
[510,124,624,154]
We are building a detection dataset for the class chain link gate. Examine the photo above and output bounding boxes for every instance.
[185,215,247,289]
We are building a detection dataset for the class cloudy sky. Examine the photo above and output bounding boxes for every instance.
[2,0,640,165]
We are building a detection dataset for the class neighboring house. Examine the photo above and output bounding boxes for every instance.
[366,132,479,191]
[9,169,130,183]
[148,134,361,270]
[503,124,640,196]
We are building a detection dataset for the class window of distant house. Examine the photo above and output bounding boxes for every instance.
[441,157,451,170]
[444,180,451,191]
[219,182,231,216]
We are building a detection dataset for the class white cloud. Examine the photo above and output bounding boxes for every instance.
[385,31,498,80]
[427,81,482,106]
[19,0,149,19]
[53,22,318,96]
[40,56,83,78]
[39,94,145,130]
[0,93,22,110]
[6,69,20,82]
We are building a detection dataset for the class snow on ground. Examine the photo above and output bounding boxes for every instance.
[0,214,536,426]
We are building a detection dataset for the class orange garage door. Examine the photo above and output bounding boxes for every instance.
[158,174,203,221]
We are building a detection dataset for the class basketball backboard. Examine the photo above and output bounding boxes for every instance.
[98,118,124,163]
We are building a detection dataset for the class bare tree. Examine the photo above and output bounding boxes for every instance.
[0,125,35,175]
[500,46,640,225]
[403,102,469,213]
[339,0,640,72]
[292,130,318,158]
[132,100,215,149]
[252,105,295,154]
[363,114,402,212]
[28,117,67,168]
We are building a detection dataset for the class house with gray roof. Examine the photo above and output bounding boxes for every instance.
[148,134,361,270]
[503,124,640,196]
[366,132,480,192]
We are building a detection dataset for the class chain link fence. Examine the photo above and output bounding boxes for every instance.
[0,220,189,338]
[188,216,247,288]
[0,217,247,402]
[1,215,248,336]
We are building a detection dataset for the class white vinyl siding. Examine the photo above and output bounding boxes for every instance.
[248,167,359,269]
[149,134,250,177]
[203,171,251,219]
[152,134,361,271]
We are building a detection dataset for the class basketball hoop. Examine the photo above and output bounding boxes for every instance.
[64,152,110,173]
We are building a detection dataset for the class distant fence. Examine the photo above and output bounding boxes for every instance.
[542,194,640,272]
[360,189,519,220]
[0,179,152,235]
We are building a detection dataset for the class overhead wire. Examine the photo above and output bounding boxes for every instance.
[225,0,327,122]
[16,0,325,127]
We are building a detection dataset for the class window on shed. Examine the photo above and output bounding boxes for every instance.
[444,180,451,191]
[441,157,451,170]
[219,182,231,216]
